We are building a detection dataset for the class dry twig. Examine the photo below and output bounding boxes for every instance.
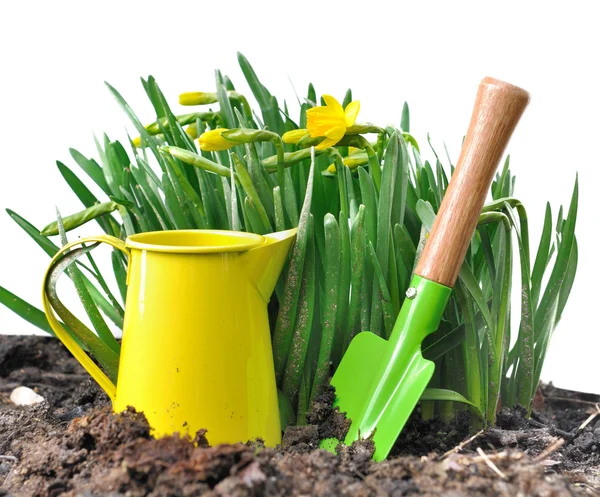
[532,438,565,463]
[443,429,484,458]
[476,447,507,480]
[576,404,600,433]
[545,396,600,408]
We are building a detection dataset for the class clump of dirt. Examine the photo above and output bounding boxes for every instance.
[1,335,599,496]
[0,335,108,412]
[479,387,600,487]
[305,384,351,440]
[391,407,471,457]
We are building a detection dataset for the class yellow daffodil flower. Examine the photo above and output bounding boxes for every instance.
[306,95,360,150]
[198,128,235,152]
[282,129,310,144]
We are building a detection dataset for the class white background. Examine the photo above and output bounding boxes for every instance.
[0,1,598,393]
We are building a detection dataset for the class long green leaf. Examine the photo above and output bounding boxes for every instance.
[7,209,59,257]
[69,148,111,196]
[282,215,315,403]
[311,213,339,401]
[371,132,399,336]
[345,205,366,352]
[0,286,55,336]
[421,388,481,414]
[530,203,553,307]
[368,241,395,338]
[272,153,315,383]
[56,212,120,355]
[45,243,119,382]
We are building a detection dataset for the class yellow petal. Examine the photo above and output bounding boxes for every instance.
[132,136,142,148]
[324,125,345,142]
[315,137,338,150]
[322,94,344,114]
[307,107,345,138]
[344,101,360,127]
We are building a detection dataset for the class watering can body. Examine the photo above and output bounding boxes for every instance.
[42,229,297,447]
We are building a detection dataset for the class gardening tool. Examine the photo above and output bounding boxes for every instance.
[324,77,530,460]
[42,228,297,446]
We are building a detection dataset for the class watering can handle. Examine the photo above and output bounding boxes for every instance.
[41,235,130,401]
[415,77,530,288]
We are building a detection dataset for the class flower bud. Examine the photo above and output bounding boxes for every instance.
[179,92,218,106]
[282,129,310,144]
[198,128,235,152]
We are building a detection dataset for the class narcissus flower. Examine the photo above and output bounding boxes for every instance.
[306,95,360,150]
[198,128,235,152]
[282,129,310,144]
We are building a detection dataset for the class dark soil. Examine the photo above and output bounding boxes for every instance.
[1,335,599,496]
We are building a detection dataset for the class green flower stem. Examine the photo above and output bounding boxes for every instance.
[334,153,349,219]
[231,153,272,231]
[274,141,286,197]
[262,148,328,172]
[346,123,386,135]
[161,146,231,177]
[364,143,381,193]
[145,112,218,135]
[375,133,386,161]
[221,128,286,206]
[337,134,381,192]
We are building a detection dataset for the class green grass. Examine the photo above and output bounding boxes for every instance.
[0,52,578,430]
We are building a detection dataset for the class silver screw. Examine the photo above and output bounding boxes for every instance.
[406,287,417,299]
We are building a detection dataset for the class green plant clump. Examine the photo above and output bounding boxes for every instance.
[0,53,578,431]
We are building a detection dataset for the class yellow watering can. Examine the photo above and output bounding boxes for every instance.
[41,229,297,447]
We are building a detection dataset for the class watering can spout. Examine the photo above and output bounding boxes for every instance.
[242,228,298,301]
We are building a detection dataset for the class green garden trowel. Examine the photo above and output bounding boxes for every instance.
[323,77,530,461]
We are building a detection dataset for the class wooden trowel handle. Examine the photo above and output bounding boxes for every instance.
[415,77,530,288]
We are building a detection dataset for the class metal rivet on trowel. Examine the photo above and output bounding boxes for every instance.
[405,287,417,299]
